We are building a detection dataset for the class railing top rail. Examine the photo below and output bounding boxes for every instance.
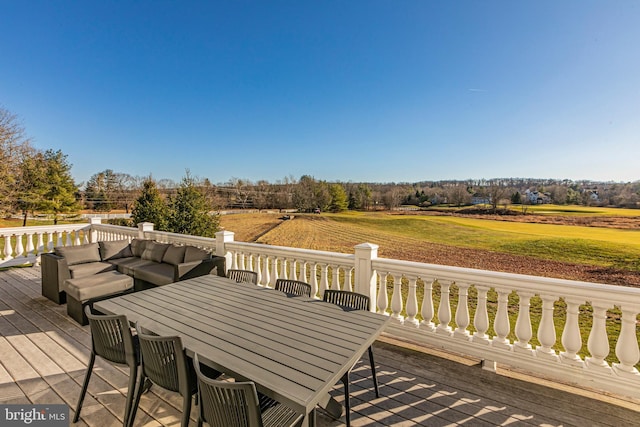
[145,230,217,244]
[91,223,138,233]
[227,241,355,264]
[0,224,90,234]
[373,256,640,306]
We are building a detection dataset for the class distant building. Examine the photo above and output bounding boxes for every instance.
[471,193,491,205]
[524,189,551,204]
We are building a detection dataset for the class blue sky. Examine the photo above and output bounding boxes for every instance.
[1,1,639,186]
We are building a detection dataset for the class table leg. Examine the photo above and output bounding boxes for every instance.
[318,393,344,420]
[302,408,317,427]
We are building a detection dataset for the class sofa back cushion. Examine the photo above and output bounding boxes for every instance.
[99,239,133,260]
[131,239,152,257]
[141,241,171,263]
[162,244,186,265]
[55,243,101,266]
[184,246,211,262]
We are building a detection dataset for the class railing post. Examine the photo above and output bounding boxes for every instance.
[216,230,235,275]
[137,222,154,239]
[89,217,102,243]
[354,243,378,312]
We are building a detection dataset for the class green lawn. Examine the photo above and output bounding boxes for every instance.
[330,211,640,271]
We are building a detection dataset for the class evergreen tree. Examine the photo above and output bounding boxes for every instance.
[328,183,348,212]
[131,178,169,230]
[15,150,48,226]
[41,149,79,224]
[167,174,219,237]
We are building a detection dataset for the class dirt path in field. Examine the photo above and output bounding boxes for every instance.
[254,215,640,287]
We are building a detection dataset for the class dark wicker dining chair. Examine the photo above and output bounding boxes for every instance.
[73,306,140,426]
[274,279,312,297]
[323,290,380,427]
[227,269,259,285]
[193,353,303,427]
[128,324,223,427]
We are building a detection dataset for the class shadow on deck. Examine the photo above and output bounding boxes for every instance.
[0,267,638,426]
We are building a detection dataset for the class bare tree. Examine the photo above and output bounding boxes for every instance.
[0,107,33,214]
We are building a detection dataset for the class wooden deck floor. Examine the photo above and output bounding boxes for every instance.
[1,266,639,427]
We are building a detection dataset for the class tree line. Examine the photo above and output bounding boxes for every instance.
[2,106,639,230]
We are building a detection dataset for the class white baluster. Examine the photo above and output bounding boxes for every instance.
[256,255,264,285]
[613,306,640,378]
[346,267,354,292]
[46,233,53,251]
[15,233,25,258]
[472,285,490,344]
[405,276,419,327]
[309,263,319,297]
[25,232,35,257]
[560,298,585,366]
[65,230,72,246]
[56,231,64,247]
[491,289,512,349]
[586,302,613,371]
[390,273,404,323]
[420,278,436,332]
[288,258,296,280]
[73,230,81,245]
[436,281,453,336]
[239,252,246,270]
[300,261,308,284]
[3,234,13,260]
[454,282,471,340]
[264,256,272,287]
[270,256,279,286]
[36,232,45,255]
[319,264,330,295]
[536,294,559,360]
[377,272,389,315]
[331,265,340,290]
[514,292,534,354]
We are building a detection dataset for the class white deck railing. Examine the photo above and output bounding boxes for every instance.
[1,219,638,400]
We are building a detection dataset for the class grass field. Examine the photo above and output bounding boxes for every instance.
[220,209,640,367]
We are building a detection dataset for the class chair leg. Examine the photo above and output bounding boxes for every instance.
[73,352,95,423]
[341,373,351,427]
[368,346,379,398]
[181,393,192,427]
[127,371,147,427]
[123,366,139,427]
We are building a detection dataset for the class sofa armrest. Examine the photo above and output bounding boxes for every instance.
[41,252,71,304]
[175,256,226,281]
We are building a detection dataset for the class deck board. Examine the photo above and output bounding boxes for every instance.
[0,266,638,426]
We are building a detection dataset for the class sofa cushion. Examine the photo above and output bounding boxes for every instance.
[142,242,171,262]
[134,263,175,286]
[131,239,152,257]
[69,261,117,279]
[55,243,101,266]
[99,239,133,260]
[184,246,211,262]
[109,257,156,276]
[162,245,186,265]
[63,271,133,302]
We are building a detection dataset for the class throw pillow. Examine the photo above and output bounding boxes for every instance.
[99,239,133,260]
[162,244,186,265]
[131,239,152,257]
[141,242,171,263]
[55,243,101,265]
[183,246,211,262]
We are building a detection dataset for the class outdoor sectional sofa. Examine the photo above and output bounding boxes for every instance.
[41,238,225,323]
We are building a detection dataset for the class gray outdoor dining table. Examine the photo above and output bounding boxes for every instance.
[94,274,391,426]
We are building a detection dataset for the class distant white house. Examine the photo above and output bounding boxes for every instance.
[524,189,551,204]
